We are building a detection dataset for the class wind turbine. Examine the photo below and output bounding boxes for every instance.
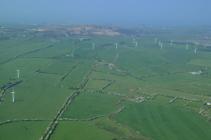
[135,41,138,47]
[16,69,20,79]
[115,43,118,49]
[159,41,163,49]
[132,38,138,47]
[11,88,15,103]
[194,48,198,55]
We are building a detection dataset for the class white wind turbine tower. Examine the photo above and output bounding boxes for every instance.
[132,38,138,47]
[194,48,198,55]
[115,43,118,49]
[135,41,138,47]
[159,41,163,49]
[11,88,15,103]
[16,69,20,79]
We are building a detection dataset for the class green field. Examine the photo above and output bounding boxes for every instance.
[0,121,49,140]
[115,100,211,140]
[1,30,211,140]
[62,92,119,119]
[51,122,117,140]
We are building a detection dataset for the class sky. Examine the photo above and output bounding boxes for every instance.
[0,0,211,27]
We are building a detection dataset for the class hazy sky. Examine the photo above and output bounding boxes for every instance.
[0,0,210,27]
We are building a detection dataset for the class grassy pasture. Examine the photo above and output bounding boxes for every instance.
[0,39,51,64]
[62,60,93,89]
[62,92,119,119]
[0,121,49,140]
[115,100,211,140]
[1,34,211,140]
[0,72,73,120]
[51,121,117,140]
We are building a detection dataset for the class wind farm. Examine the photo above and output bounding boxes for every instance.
[1,0,211,139]
[0,25,211,140]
